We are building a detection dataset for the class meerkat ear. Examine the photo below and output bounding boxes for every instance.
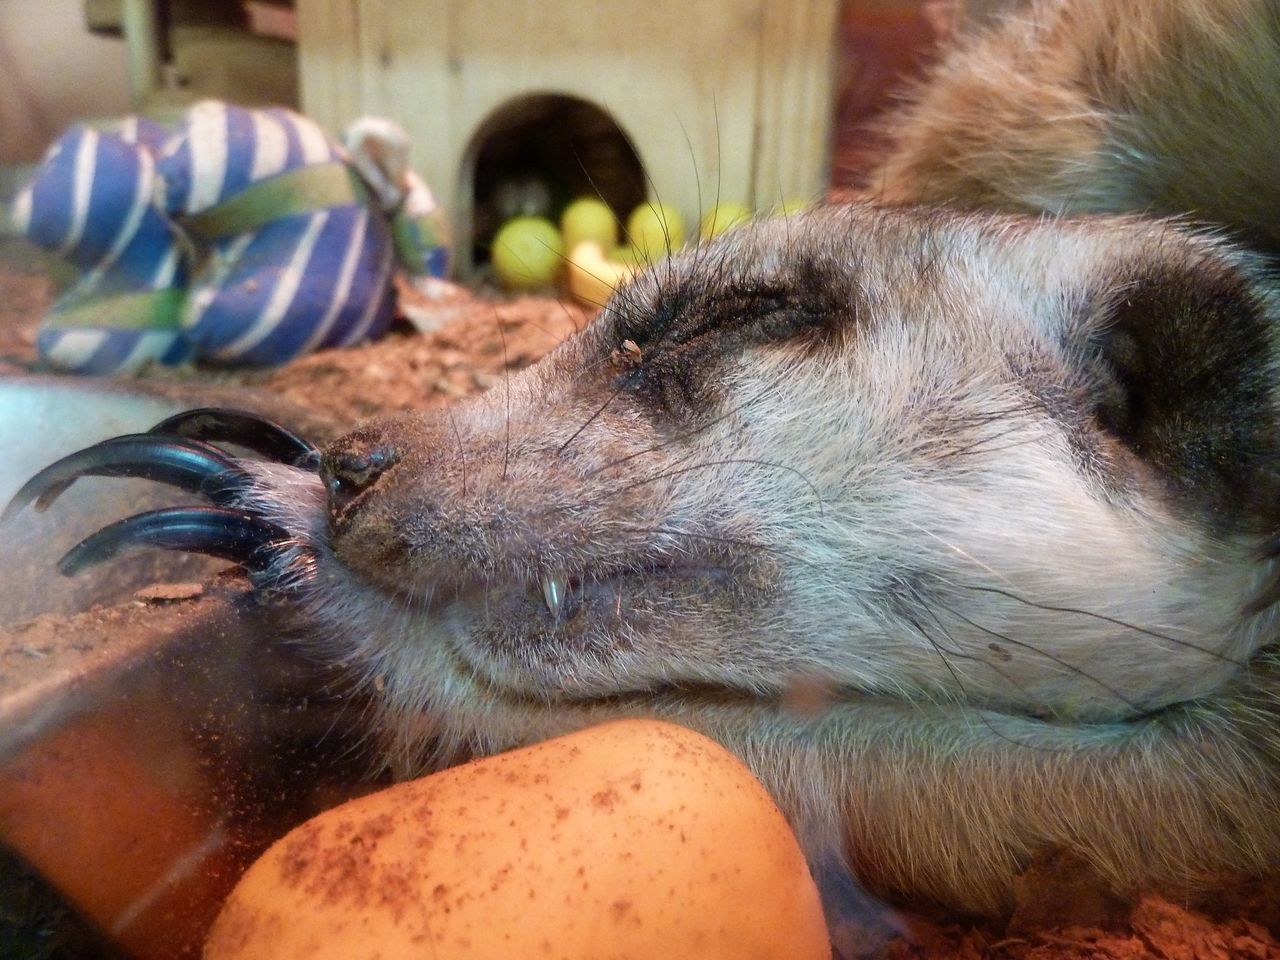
[1078,248,1280,533]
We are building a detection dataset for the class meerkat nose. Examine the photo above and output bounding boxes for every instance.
[320,443,400,522]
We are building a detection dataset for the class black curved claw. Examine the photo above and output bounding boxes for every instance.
[148,408,321,468]
[58,506,288,576]
[2,434,249,522]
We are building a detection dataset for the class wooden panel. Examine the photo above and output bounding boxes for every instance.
[753,0,840,209]
[355,0,455,212]
[297,0,365,134]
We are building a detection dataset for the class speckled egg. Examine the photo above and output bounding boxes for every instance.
[204,719,831,960]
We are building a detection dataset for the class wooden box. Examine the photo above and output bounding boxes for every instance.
[298,0,839,268]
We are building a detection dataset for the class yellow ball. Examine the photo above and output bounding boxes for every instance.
[491,216,564,291]
[776,198,813,217]
[567,241,635,306]
[626,202,686,261]
[560,197,618,252]
[699,201,753,240]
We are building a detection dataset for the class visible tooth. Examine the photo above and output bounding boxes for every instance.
[542,571,567,619]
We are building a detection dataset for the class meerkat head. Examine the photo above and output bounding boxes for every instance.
[14,204,1280,769]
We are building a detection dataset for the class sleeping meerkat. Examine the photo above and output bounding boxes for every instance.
[8,0,1280,923]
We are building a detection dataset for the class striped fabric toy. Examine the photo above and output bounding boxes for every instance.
[13,101,451,374]
[11,117,191,374]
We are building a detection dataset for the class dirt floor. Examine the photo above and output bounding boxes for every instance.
[2,247,1278,960]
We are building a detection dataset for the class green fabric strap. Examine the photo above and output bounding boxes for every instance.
[391,212,442,268]
[50,289,186,330]
[392,213,420,265]
[179,162,369,242]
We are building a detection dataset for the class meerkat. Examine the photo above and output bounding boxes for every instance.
[8,0,1280,925]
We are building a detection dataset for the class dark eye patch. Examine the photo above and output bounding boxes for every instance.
[601,257,855,419]
[1066,257,1280,534]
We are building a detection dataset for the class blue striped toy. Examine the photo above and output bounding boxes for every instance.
[11,118,191,374]
[13,101,451,374]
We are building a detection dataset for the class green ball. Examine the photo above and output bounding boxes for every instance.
[626,202,686,261]
[699,202,752,240]
[561,197,618,252]
[491,216,564,291]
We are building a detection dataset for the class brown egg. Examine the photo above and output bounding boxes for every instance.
[205,718,831,959]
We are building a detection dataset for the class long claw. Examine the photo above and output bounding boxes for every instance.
[58,506,287,576]
[2,434,249,522]
[148,408,321,468]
